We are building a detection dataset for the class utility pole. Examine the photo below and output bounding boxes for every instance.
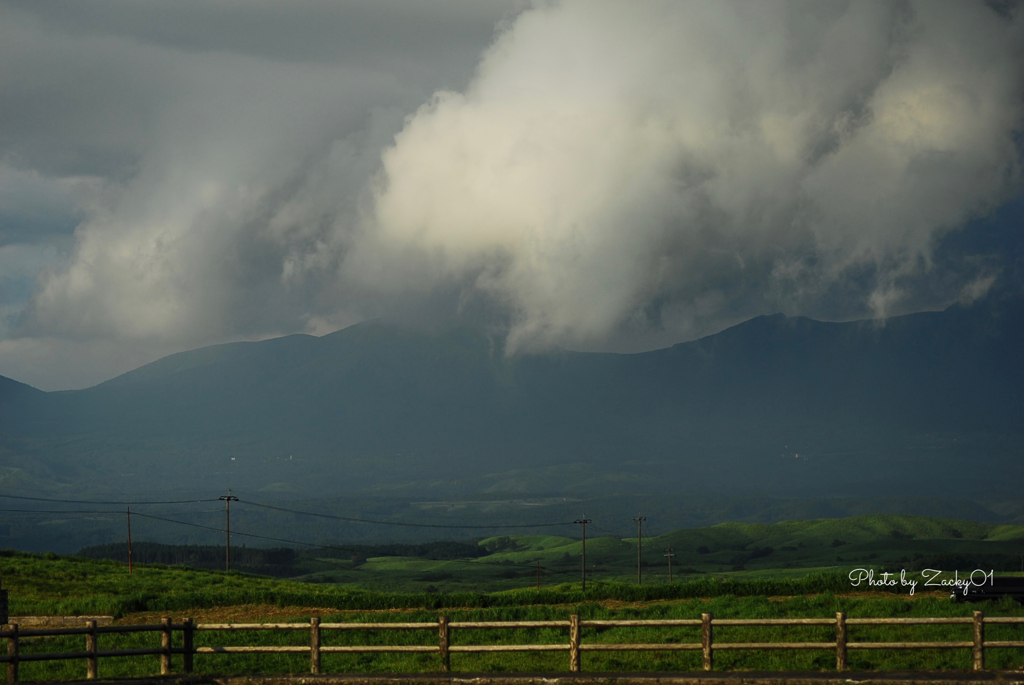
[574,517,591,591]
[220,492,239,571]
[633,514,646,585]
[127,506,133,575]
[664,546,675,583]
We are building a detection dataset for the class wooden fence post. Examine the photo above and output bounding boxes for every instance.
[183,618,194,674]
[6,624,18,684]
[310,616,321,675]
[569,614,581,672]
[702,612,713,671]
[835,611,847,671]
[160,617,171,675]
[438,615,450,672]
[973,610,984,671]
[86,619,97,680]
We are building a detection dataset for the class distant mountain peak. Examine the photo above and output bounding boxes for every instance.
[0,374,42,399]
[2,292,1021,502]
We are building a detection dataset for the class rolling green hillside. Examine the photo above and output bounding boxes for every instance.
[75,514,1024,592]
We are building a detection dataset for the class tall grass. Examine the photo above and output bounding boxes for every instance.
[15,573,854,617]
[3,547,856,617]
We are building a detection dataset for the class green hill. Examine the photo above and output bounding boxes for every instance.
[75,514,1024,592]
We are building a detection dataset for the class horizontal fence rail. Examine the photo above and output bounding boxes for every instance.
[1,610,1021,681]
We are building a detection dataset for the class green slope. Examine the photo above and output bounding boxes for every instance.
[68,513,1024,592]
[651,515,1002,549]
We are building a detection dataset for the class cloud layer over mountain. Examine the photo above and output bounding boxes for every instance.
[1,0,1022,388]
[365,0,1024,351]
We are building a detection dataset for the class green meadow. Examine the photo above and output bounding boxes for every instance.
[7,513,1024,679]
[7,562,1024,680]
[215,513,1024,592]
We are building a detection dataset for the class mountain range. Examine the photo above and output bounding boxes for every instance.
[1,293,1022,502]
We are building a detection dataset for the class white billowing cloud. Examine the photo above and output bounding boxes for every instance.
[8,0,509,352]
[365,0,1024,349]
[26,57,368,338]
[4,0,1023,390]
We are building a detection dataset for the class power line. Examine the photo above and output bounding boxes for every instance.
[0,493,605,584]
[633,514,646,585]
[131,512,388,556]
[0,508,344,551]
[132,512,346,551]
[237,498,576,529]
[127,506,133,574]
[590,522,633,536]
[0,508,222,515]
[574,517,591,591]
[0,492,576,529]
[121,512,599,579]
[0,504,610,587]
[220,493,238,572]
[0,508,124,515]
[0,493,221,505]
[0,507,368,556]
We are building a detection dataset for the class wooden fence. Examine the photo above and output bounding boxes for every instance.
[2,611,1022,681]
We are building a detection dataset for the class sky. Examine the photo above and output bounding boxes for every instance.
[0,0,1022,391]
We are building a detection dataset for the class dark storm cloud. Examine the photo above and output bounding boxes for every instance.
[0,0,1022,390]
[0,0,526,388]
[0,168,84,247]
[363,0,1024,352]
[0,0,521,178]
[8,0,517,72]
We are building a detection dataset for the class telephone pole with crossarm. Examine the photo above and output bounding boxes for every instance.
[633,515,646,585]
[574,517,592,591]
[220,493,239,571]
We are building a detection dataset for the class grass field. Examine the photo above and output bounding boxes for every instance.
[6,548,1024,679]
[8,512,1024,679]
[0,548,861,617]
[9,586,1024,680]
